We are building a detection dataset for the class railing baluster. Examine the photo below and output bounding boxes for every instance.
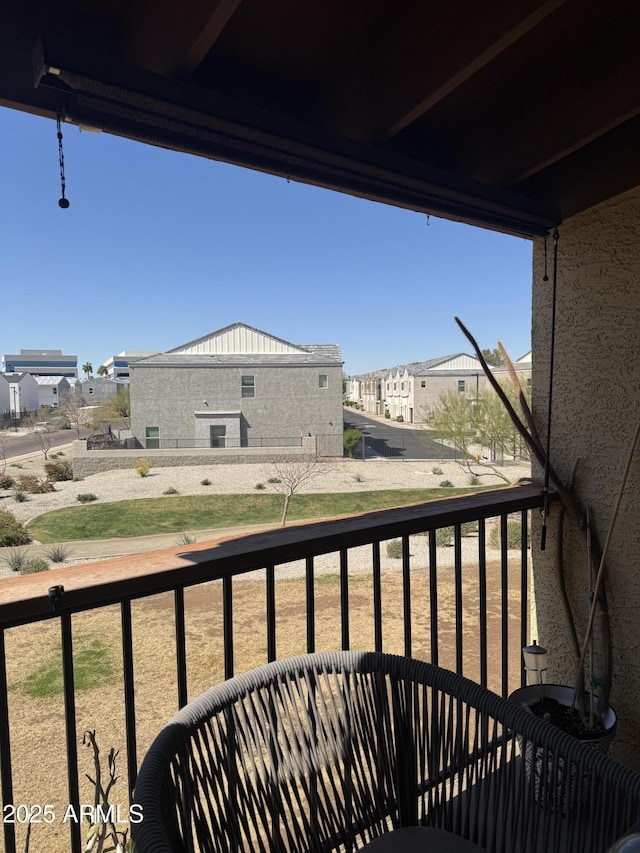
[223,577,234,679]
[402,534,412,657]
[305,557,315,653]
[121,600,138,800]
[429,529,439,666]
[372,541,382,652]
[61,613,82,853]
[340,548,349,650]
[478,519,488,687]
[174,587,188,708]
[520,510,529,688]
[454,524,463,675]
[266,565,276,662]
[500,513,509,696]
[0,630,15,853]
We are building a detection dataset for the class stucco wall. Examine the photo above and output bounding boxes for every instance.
[532,185,640,767]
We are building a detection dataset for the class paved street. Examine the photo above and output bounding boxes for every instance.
[1,428,90,460]
[342,409,459,460]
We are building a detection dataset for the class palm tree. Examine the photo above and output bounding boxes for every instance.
[82,362,93,379]
[97,365,108,377]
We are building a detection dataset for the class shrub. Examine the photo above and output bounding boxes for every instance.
[461,521,478,536]
[352,473,364,483]
[384,411,391,419]
[343,428,363,458]
[435,526,454,547]
[468,473,479,485]
[431,466,443,475]
[0,474,14,490]
[255,483,265,490]
[386,539,403,559]
[267,477,281,484]
[44,460,73,481]
[76,493,98,503]
[9,462,23,469]
[489,521,529,550]
[45,544,71,563]
[134,458,152,477]
[0,510,31,546]
[439,480,454,488]
[15,475,55,494]
[174,532,197,545]
[163,487,179,495]
[20,557,49,575]
[200,478,212,486]
[3,549,27,573]
[13,491,27,503]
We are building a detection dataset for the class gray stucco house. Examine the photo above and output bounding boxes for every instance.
[129,323,344,456]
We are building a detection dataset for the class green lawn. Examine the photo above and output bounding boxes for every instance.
[26,488,483,543]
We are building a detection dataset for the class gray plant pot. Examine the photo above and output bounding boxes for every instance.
[509,684,617,813]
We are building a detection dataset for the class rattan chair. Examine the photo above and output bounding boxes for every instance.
[133,651,640,852]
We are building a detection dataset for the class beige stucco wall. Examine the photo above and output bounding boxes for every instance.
[532,185,640,768]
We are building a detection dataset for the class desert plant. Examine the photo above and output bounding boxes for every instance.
[0,509,30,546]
[386,539,403,559]
[44,460,73,481]
[82,730,136,853]
[431,466,443,475]
[163,487,179,495]
[9,462,23,469]
[200,478,212,486]
[77,493,98,503]
[352,473,364,483]
[468,473,479,485]
[174,531,197,545]
[435,526,454,546]
[45,544,71,563]
[343,428,363,458]
[3,549,27,572]
[255,483,265,490]
[16,475,55,494]
[267,477,281,484]
[0,474,13,489]
[20,557,49,574]
[13,490,27,503]
[489,520,528,550]
[439,480,454,487]
[134,458,152,477]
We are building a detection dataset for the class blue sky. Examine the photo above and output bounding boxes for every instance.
[1,109,533,376]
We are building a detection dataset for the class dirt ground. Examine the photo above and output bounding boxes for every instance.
[2,549,526,853]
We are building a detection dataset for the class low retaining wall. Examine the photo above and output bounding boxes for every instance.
[72,437,323,476]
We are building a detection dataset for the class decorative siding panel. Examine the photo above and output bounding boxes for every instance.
[177,326,303,355]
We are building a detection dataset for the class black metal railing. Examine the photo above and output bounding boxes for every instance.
[0,485,543,853]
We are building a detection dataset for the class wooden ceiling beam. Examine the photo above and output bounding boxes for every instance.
[124,0,242,78]
[326,0,568,144]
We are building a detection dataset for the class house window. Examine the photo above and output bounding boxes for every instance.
[319,374,328,388]
[458,380,466,393]
[210,425,226,448]
[145,426,160,449]
[421,380,426,388]
[241,375,255,398]
[527,377,532,389]
[393,382,397,390]
[52,387,57,395]
[88,387,93,395]
[401,382,405,391]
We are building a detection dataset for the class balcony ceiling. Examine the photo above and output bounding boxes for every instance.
[2,0,640,236]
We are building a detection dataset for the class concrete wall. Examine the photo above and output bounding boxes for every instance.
[531,185,640,768]
[130,364,343,454]
[73,436,320,477]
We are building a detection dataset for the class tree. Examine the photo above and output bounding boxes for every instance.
[60,390,88,439]
[26,413,56,460]
[423,383,531,484]
[103,386,131,429]
[262,454,328,526]
[481,347,504,367]
[343,428,362,458]
[82,362,93,379]
[97,365,108,376]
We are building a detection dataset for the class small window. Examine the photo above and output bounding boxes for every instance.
[145,426,160,449]
[393,382,397,390]
[88,387,93,395]
[319,374,328,389]
[526,377,532,389]
[458,380,466,393]
[52,387,57,395]
[210,425,226,448]
[401,382,405,391]
[421,380,426,388]
[241,375,255,398]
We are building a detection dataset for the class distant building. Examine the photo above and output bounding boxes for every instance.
[130,322,343,455]
[77,377,128,404]
[34,376,72,409]
[100,351,157,381]
[0,373,39,418]
[1,348,78,377]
